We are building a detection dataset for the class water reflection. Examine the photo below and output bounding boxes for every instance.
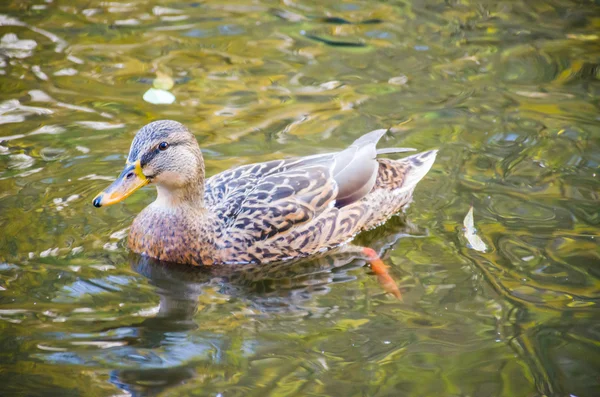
[102,218,419,395]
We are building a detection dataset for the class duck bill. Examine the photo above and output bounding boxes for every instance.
[92,160,148,207]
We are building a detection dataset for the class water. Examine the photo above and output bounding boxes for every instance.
[0,0,599,395]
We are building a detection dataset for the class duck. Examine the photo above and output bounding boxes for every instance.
[93,120,437,275]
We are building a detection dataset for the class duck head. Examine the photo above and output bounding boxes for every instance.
[93,120,205,208]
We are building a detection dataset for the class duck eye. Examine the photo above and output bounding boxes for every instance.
[158,142,169,151]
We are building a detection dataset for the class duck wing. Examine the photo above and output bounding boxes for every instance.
[205,129,393,245]
[204,154,334,223]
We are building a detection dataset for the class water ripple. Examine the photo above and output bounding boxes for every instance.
[0,0,599,395]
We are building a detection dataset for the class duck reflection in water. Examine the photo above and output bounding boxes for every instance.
[109,216,425,396]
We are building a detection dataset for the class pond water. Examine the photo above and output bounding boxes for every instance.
[1,0,599,396]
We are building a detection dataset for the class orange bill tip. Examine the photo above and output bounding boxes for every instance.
[92,160,148,207]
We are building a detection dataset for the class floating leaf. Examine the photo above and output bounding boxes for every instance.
[463,206,487,252]
[143,88,175,105]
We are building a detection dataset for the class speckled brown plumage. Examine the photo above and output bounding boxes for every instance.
[102,121,437,266]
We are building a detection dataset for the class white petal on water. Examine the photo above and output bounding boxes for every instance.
[463,206,487,252]
[143,88,176,104]
[75,145,90,154]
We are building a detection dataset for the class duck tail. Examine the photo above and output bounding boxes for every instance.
[397,149,438,190]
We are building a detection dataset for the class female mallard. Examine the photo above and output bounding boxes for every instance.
[93,120,436,271]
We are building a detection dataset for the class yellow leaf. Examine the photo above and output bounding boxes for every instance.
[153,71,174,90]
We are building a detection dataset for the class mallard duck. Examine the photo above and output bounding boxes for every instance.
[93,120,437,272]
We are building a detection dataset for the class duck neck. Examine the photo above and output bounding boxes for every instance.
[155,183,205,209]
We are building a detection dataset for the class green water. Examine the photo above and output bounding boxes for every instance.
[1,0,599,395]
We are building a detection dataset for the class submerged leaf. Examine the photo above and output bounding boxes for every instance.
[153,71,175,90]
[336,318,369,330]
